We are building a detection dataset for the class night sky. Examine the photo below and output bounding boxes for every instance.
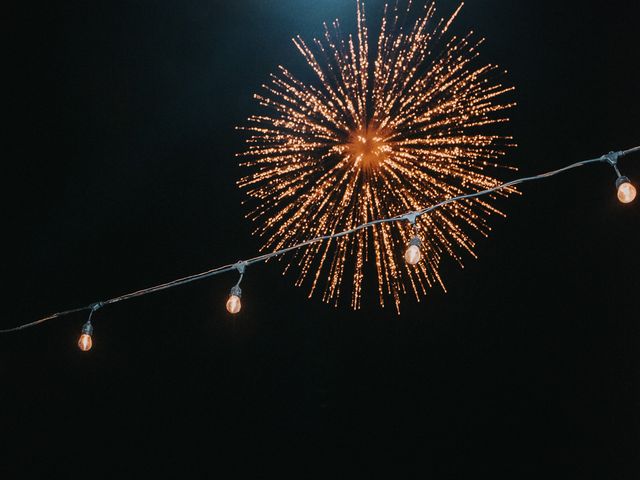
[3,0,639,476]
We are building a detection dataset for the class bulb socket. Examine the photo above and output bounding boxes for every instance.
[408,236,422,247]
[229,285,242,298]
[81,321,93,336]
[616,176,631,189]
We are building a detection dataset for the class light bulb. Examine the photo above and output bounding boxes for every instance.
[404,236,422,265]
[226,286,242,314]
[226,295,241,314]
[78,321,93,351]
[78,334,92,351]
[616,177,636,204]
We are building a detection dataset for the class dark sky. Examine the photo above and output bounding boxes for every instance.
[2,0,639,476]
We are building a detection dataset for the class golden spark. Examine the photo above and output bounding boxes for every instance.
[237,1,516,312]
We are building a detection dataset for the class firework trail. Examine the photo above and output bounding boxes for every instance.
[238,1,516,312]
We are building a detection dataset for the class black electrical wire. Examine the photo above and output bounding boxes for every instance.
[1,146,637,334]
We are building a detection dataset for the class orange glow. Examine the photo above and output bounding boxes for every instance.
[344,126,390,170]
[617,181,636,204]
[78,334,92,352]
[226,295,242,314]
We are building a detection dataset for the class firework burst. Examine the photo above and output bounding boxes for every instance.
[237,1,516,312]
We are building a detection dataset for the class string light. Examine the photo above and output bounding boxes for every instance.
[77,304,100,352]
[0,147,637,339]
[226,262,246,315]
[602,150,637,205]
[404,214,423,266]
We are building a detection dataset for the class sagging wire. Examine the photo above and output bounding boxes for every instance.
[0,146,637,340]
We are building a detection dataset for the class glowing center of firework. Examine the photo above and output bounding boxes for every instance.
[346,127,390,169]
